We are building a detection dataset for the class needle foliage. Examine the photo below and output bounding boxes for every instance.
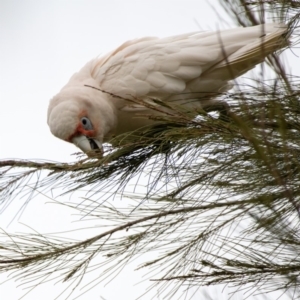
[1,1,300,299]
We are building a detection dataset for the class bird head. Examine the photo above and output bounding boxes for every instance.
[47,87,116,157]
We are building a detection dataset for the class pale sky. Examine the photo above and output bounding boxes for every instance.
[0,1,298,299]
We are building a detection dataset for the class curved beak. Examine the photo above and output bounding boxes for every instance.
[72,135,103,157]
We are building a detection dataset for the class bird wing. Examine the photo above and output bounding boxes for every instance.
[89,24,287,112]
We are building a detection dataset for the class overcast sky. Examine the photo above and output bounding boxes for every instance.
[0,1,298,299]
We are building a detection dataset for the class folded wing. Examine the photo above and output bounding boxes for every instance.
[90,24,288,111]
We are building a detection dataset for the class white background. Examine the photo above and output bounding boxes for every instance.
[0,1,298,299]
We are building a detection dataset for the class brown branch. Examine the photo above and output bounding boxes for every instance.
[0,198,254,265]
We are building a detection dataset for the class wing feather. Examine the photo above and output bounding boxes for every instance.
[89,24,287,112]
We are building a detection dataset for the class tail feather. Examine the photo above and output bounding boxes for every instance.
[202,24,288,80]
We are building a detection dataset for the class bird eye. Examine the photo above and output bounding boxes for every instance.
[81,117,93,130]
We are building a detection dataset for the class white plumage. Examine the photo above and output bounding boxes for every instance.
[48,24,288,156]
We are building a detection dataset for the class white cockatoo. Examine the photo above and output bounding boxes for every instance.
[48,24,288,156]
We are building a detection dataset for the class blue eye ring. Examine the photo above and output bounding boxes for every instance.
[81,117,93,130]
